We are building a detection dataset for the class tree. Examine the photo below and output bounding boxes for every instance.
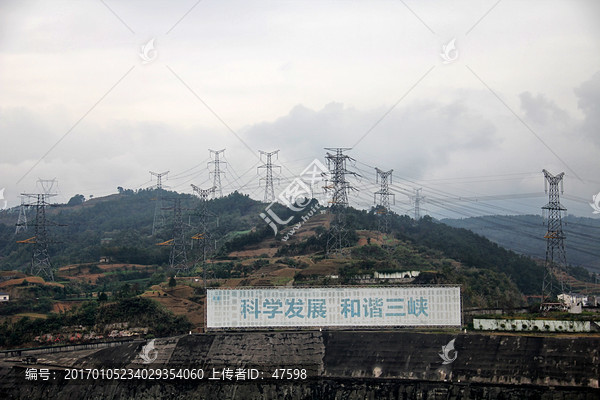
[67,194,85,206]
[149,272,166,286]
[168,276,176,288]
[98,292,108,302]
[119,283,132,298]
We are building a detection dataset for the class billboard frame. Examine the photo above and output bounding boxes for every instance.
[205,285,462,331]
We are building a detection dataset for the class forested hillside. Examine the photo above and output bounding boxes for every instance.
[0,189,593,304]
[442,215,600,273]
[0,189,267,270]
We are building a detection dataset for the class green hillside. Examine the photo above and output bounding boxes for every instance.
[0,189,593,322]
[2,188,598,348]
[0,189,266,269]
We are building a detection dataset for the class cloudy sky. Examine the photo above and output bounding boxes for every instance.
[1,0,599,219]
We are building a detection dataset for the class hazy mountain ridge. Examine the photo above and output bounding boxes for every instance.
[442,215,600,273]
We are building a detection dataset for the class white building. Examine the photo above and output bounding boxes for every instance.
[374,271,421,279]
[558,293,588,306]
[0,292,9,302]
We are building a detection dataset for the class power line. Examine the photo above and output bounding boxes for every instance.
[169,157,211,179]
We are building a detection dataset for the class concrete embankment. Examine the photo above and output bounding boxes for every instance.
[0,331,598,399]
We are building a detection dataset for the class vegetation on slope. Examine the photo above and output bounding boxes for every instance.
[0,188,595,342]
[0,297,191,348]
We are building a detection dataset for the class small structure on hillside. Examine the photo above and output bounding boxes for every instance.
[558,293,588,307]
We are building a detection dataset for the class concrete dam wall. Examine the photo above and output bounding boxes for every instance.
[1,331,598,399]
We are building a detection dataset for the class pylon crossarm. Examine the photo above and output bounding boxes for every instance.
[17,236,37,244]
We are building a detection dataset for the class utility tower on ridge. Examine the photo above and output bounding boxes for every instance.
[324,148,358,255]
[191,184,218,287]
[37,178,58,196]
[208,149,226,199]
[258,150,281,202]
[541,169,569,310]
[374,168,394,233]
[191,185,215,202]
[164,198,189,272]
[411,188,424,221]
[15,196,28,234]
[150,171,169,236]
[16,194,58,281]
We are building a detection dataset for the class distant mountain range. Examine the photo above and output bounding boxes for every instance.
[442,215,600,274]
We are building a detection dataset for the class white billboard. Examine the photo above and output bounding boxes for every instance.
[207,286,461,328]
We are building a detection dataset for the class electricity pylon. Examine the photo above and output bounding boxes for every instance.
[191,184,218,287]
[541,169,569,310]
[258,150,281,202]
[411,188,424,221]
[15,196,28,234]
[162,198,189,273]
[17,194,58,281]
[150,171,169,236]
[374,168,394,233]
[37,178,58,196]
[208,149,226,198]
[324,148,358,255]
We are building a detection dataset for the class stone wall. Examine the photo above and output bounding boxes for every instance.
[1,330,599,399]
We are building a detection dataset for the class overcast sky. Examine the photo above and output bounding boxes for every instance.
[1,0,599,219]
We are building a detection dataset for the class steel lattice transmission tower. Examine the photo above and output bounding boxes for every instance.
[150,171,169,236]
[191,184,218,287]
[37,178,58,196]
[208,149,226,199]
[258,150,281,202]
[541,169,569,309]
[374,168,395,233]
[411,188,424,221]
[324,148,358,255]
[17,194,57,281]
[15,196,28,234]
[164,198,189,272]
